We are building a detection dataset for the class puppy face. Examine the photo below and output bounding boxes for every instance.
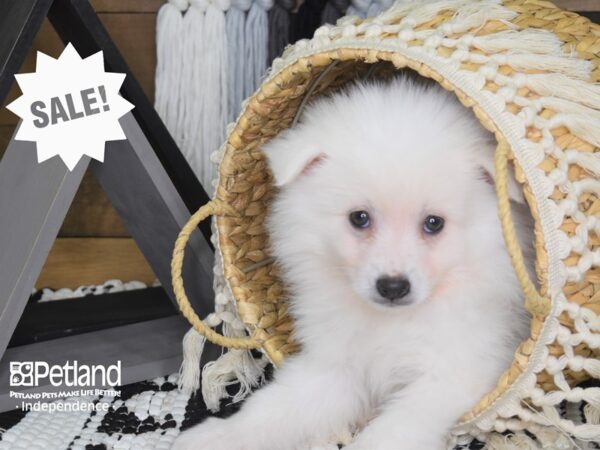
[264,78,521,311]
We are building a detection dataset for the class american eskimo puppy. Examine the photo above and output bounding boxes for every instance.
[173,76,532,450]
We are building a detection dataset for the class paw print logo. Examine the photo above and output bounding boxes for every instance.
[10,362,34,387]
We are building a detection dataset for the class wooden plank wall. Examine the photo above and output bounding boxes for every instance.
[0,0,595,288]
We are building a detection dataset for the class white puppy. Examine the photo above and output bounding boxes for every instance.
[173,76,532,450]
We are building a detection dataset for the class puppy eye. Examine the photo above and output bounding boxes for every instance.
[349,210,370,229]
[423,215,444,235]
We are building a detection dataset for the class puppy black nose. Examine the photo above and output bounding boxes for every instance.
[376,276,411,301]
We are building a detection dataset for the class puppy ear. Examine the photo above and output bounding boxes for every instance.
[262,130,326,186]
[477,148,525,204]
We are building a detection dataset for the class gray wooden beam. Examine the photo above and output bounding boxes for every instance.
[0,0,54,103]
[91,112,215,314]
[0,124,89,360]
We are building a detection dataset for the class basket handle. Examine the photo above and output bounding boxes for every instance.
[495,141,551,317]
[171,200,262,349]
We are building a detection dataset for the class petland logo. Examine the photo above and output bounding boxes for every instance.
[10,361,121,387]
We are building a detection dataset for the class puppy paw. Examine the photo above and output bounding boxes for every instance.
[171,418,242,450]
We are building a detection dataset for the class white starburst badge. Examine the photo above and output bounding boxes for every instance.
[6,43,134,170]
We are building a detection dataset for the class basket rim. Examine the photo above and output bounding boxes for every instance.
[214,41,562,427]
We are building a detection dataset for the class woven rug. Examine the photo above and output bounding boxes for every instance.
[0,370,597,450]
[0,373,244,450]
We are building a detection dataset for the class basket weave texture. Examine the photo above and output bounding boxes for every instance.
[171,0,600,445]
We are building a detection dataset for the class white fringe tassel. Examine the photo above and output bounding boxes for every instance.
[441,1,517,35]
[471,29,562,54]
[244,0,274,99]
[485,433,542,450]
[179,0,207,178]
[201,0,230,192]
[558,113,600,149]
[502,54,592,80]
[178,328,207,394]
[202,350,269,412]
[227,0,252,121]
[524,74,600,111]
[155,0,188,136]
[566,150,600,177]
[397,0,497,27]
[584,403,600,426]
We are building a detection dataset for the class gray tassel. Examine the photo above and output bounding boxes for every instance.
[268,0,295,62]
[321,0,350,24]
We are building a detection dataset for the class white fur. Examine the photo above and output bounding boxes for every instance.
[173,77,532,450]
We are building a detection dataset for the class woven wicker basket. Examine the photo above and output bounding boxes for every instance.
[171,0,600,446]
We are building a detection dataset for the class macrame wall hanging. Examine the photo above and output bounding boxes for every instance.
[154,0,380,192]
[169,0,600,449]
[154,0,276,191]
